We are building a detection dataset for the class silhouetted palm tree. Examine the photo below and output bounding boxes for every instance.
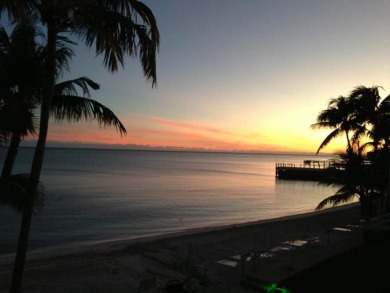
[52,78,126,134]
[0,3,157,288]
[1,77,127,217]
[0,23,41,217]
[0,21,65,178]
[0,24,126,179]
[349,86,390,213]
[313,86,390,154]
[311,96,357,154]
[0,99,37,178]
[348,86,390,152]
[316,152,381,218]
[314,86,390,217]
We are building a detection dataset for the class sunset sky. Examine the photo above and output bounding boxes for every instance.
[29,1,390,153]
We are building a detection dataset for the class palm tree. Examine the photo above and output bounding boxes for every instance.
[52,77,127,134]
[315,152,381,218]
[0,23,126,179]
[0,99,40,215]
[348,86,390,213]
[0,24,42,219]
[0,98,37,178]
[312,86,390,154]
[348,86,390,152]
[1,77,127,218]
[0,23,39,179]
[0,23,127,226]
[0,2,158,289]
[314,86,390,217]
[311,96,357,154]
[1,77,127,175]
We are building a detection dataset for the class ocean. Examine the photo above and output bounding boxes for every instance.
[0,148,340,253]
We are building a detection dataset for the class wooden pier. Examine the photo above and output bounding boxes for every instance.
[275,160,335,181]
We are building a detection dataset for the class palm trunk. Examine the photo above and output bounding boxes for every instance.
[387,147,390,213]
[1,134,22,178]
[10,22,57,293]
[345,130,352,154]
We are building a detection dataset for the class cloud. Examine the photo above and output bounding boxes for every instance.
[19,113,321,153]
[134,114,234,136]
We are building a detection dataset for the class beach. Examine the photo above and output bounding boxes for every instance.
[0,204,365,292]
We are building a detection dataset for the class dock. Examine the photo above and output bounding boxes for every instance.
[275,160,336,181]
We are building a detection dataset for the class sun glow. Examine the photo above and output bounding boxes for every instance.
[26,114,349,154]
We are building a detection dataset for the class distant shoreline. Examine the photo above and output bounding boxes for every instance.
[9,145,336,157]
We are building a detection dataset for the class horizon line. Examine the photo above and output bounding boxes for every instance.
[13,141,335,156]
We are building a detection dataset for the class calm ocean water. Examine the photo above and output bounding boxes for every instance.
[0,148,340,253]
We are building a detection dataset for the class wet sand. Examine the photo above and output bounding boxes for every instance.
[0,203,364,292]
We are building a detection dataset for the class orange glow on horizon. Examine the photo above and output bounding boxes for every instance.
[20,116,349,154]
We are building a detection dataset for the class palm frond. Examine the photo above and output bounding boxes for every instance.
[349,86,382,104]
[54,47,73,75]
[318,170,346,187]
[72,1,159,85]
[316,185,358,210]
[55,35,76,74]
[0,98,37,136]
[79,8,133,71]
[55,77,100,98]
[0,174,45,214]
[0,0,37,22]
[127,0,160,45]
[106,0,160,45]
[316,129,342,154]
[51,95,127,136]
[359,141,375,153]
[311,121,336,130]
[350,125,367,147]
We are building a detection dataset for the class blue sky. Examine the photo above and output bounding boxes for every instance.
[31,1,390,152]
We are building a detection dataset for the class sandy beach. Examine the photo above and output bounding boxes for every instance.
[0,204,364,292]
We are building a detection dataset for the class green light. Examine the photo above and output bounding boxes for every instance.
[263,283,290,293]
[263,283,277,292]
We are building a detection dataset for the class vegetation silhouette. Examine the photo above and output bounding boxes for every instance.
[0,22,127,215]
[311,95,355,154]
[313,86,390,217]
[0,1,159,290]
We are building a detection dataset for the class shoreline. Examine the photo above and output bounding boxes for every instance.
[0,203,359,261]
[0,203,364,292]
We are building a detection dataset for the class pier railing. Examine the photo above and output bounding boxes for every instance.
[275,160,336,180]
[275,160,335,169]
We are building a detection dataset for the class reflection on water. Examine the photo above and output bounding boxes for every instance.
[0,148,342,253]
[275,179,342,214]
